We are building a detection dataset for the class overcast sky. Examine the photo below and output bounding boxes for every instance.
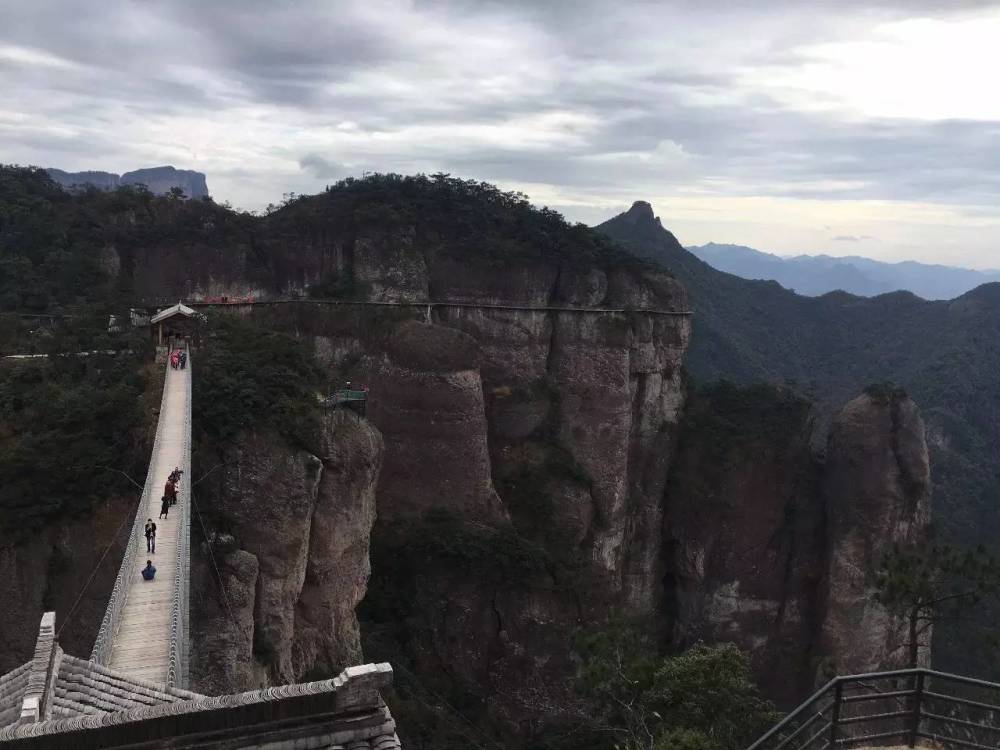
[3,1,1000,267]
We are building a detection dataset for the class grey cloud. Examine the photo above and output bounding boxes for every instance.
[832,235,878,242]
[299,154,346,179]
[3,0,1000,248]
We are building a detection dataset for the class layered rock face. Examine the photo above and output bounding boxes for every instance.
[368,322,507,525]
[665,385,931,704]
[121,167,209,199]
[190,409,382,693]
[820,391,932,673]
[354,293,689,730]
[160,231,688,729]
[665,384,823,705]
[128,198,692,612]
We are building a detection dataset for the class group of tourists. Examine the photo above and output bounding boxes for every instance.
[159,466,182,519]
[170,348,187,370]
[142,466,184,582]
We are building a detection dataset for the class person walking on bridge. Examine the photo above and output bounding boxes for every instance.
[144,518,156,553]
[141,560,156,581]
[165,477,178,506]
[159,495,170,519]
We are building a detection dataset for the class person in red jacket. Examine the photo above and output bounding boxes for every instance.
[165,478,177,506]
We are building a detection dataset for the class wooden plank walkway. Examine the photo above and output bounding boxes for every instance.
[106,364,189,685]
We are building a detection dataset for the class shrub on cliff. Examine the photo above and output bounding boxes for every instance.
[195,315,323,446]
[668,379,814,507]
[0,353,148,536]
[575,620,776,749]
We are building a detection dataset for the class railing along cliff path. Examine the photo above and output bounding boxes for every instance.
[90,353,191,688]
[134,296,695,317]
[747,667,1000,750]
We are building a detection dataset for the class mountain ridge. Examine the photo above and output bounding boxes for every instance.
[689,240,1000,300]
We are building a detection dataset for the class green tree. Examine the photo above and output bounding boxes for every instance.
[655,729,715,750]
[876,543,1000,668]
[575,620,776,750]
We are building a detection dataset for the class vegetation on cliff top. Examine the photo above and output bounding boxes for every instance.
[669,379,814,507]
[0,165,94,314]
[275,172,654,273]
[0,350,152,537]
[2,164,666,325]
[0,164,250,354]
[194,315,324,447]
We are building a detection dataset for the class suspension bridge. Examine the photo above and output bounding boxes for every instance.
[91,355,191,686]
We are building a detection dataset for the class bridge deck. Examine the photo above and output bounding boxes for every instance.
[106,364,189,685]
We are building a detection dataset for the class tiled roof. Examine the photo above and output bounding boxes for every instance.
[0,664,400,748]
[50,655,200,718]
[149,303,196,325]
[0,652,201,730]
[0,616,401,748]
[0,664,30,729]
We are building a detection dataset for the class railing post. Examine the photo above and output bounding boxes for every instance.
[908,671,924,748]
[828,680,843,749]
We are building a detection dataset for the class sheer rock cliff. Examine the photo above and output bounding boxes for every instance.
[666,385,930,704]
[189,409,382,693]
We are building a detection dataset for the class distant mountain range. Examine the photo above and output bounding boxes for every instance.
[688,241,1000,301]
[46,166,209,199]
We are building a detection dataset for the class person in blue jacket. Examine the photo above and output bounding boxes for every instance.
[141,560,156,581]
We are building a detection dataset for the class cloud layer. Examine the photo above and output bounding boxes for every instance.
[3,0,1000,265]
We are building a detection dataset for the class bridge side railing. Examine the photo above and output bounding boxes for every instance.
[166,352,192,689]
[747,668,1000,749]
[90,359,173,665]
